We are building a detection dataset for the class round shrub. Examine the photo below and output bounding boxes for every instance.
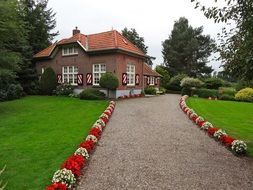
[39,67,57,95]
[144,86,156,95]
[180,77,203,88]
[181,87,191,96]
[99,73,119,97]
[55,84,74,96]
[204,77,224,89]
[79,89,105,100]
[167,74,187,91]
[235,88,253,102]
[7,84,23,100]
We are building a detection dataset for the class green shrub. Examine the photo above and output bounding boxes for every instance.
[99,73,119,97]
[204,77,224,89]
[6,84,23,100]
[219,94,235,101]
[181,87,192,96]
[55,84,74,96]
[180,77,203,88]
[79,88,105,100]
[144,86,156,95]
[167,74,187,91]
[39,67,57,95]
[192,88,219,98]
[218,87,236,97]
[235,88,253,102]
[159,87,167,94]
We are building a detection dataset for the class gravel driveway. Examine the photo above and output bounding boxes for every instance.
[78,94,253,190]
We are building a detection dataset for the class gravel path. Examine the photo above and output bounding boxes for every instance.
[78,94,253,190]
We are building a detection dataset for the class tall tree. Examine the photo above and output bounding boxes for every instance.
[17,0,58,94]
[191,0,253,81]
[122,28,154,66]
[0,0,27,100]
[162,17,214,77]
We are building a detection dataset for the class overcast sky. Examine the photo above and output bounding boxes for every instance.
[48,0,227,71]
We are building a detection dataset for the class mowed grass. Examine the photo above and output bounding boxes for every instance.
[0,96,108,189]
[187,98,253,157]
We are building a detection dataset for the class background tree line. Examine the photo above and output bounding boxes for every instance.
[0,0,57,101]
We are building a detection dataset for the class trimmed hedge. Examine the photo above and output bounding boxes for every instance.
[79,89,105,100]
[204,77,224,89]
[192,88,219,98]
[144,86,156,95]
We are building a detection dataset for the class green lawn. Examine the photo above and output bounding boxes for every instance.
[187,97,253,157]
[0,96,108,190]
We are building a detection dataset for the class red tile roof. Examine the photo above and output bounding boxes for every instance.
[143,63,161,77]
[34,30,146,58]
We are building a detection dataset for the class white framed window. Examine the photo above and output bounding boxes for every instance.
[62,66,78,85]
[149,76,155,85]
[62,46,78,56]
[93,64,106,85]
[127,64,135,86]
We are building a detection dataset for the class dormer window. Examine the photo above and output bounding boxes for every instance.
[62,46,78,56]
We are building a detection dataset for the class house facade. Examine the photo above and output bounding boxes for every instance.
[34,28,161,98]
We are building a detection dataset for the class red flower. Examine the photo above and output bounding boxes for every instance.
[207,128,219,136]
[191,115,198,122]
[46,183,67,190]
[101,117,108,125]
[103,111,111,117]
[89,127,102,139]
[61,155,85,176]
[219,135,235,147]
[197,120,205,127]
[79,140,95,153]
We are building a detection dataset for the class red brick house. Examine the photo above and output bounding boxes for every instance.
[34,27,161,98]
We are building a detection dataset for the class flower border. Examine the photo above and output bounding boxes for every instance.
[46,101,116,190]
[179,95,247,156]
[118,94,144,99]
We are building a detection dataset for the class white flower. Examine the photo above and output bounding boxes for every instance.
[186,109,194,117]
[86,134,98,143]
[201,121,213,130]
[213,129,227,139]
[100,113,109,119]
[189,112,198,119]
[231,140,247,154]
[92,123,102,131]
[52,168,76,188]
[195,116,204,124]
[74,147,89,160]
[96,119,106,128]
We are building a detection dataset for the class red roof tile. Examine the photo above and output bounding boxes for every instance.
[143,63,161,77]
[34,30,146,58]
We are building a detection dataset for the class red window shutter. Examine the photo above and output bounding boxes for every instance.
[86,73,92,85]
[77,74,83,85]
[57,74,62,84]
[155,77,158,85]
[147,76,150,85]
[122,73,127,85]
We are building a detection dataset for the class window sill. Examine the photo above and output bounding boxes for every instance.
[62,53,78,57]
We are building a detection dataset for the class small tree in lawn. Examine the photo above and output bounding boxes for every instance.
[39,67,57,95]
[99,73,119,98]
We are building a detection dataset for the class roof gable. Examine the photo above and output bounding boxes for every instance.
[34,30,146,59]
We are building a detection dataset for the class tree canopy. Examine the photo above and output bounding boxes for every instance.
[191,0,253,81]
[162,17,214,77]
[0,0,58,99]
[121,27,154,66]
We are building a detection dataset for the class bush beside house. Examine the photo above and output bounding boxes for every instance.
[39,67,57,95]
[99,73,119,98]
[79,89,105,100]
[144,86,156,95]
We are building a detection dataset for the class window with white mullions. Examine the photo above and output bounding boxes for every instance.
[62,46,78,56]
[149,76,155,85]
[93,64,106,85]
[62,66,78,85]
[127,64,135,86]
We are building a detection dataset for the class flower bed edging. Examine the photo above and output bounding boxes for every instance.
[118,94,144,100]
[46,101,116,190]
[179,95,247,156]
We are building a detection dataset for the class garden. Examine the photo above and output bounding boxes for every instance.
[0,96,108,189]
